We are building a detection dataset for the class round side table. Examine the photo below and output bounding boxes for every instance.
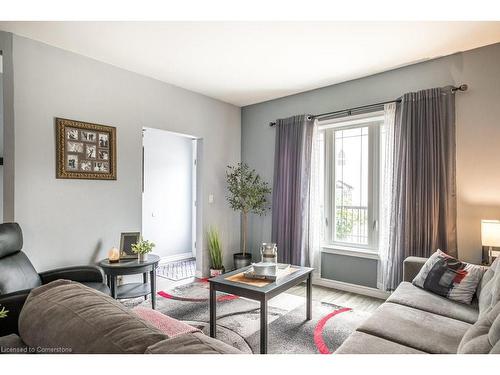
[98,254,160,309]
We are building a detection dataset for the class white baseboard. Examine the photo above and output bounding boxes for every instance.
[313,276,390,300]
[159,252,194,264]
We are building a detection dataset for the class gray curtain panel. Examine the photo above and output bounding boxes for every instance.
[271,115,315,266]
[384,86,457,290]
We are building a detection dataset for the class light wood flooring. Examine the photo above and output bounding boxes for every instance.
[287,283,384,313]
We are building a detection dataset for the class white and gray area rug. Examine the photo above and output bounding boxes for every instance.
[126,278,371,354]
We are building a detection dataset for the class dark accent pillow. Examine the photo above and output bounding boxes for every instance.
[412,249,486,304]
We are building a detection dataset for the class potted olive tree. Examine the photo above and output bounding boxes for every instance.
[207,227,224,277]
[132,237,155,262]
[226,163,271,269]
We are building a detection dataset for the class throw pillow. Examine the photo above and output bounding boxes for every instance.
[133,306,200,338]
[412,249,486,304]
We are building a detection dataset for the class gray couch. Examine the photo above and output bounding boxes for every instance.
[0,279,241,354]
[336,257,500,354]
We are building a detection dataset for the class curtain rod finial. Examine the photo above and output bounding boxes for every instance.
[453,84,468,92]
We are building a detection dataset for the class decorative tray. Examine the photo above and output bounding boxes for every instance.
[243,263,291,281]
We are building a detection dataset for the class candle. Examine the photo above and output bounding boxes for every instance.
[108,247,120,263]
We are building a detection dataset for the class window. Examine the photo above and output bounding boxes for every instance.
[319,112,385,251]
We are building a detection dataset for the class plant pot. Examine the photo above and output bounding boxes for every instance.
[209,267,225,277]
[233,252,252,269]
[138,253,148,262]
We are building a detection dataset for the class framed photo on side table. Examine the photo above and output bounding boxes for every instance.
[120,232,141,259]
[56,117,117,180]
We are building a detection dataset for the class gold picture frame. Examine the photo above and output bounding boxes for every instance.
[56,117,117,180]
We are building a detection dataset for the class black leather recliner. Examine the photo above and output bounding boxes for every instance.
[0,223,110,336]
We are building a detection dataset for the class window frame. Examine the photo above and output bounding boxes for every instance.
[319,111,384,252]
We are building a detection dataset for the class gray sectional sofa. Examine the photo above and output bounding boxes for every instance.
[0,279,240,354]
[336,257,500,354]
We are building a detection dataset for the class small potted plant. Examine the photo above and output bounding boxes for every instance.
[132,237,155,262]
[207,227,225,277]
[226,163,271,269]
[0,305,8,319]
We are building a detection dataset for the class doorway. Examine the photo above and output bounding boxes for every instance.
[142,127,197,266]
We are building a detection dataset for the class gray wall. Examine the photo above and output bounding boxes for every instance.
[0,31,14,222]
[6,34,241,274]
[242,42,500,276]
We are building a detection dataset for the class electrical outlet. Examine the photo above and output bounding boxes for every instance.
[208,194,214,203]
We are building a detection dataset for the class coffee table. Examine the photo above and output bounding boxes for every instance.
[98,254,160,309]
[208,265,313,354]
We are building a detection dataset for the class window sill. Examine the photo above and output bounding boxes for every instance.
[321,244,380,260]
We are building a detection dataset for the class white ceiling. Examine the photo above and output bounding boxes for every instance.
[1,21,500,106]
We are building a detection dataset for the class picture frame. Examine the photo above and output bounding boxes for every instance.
[56,117,117,180]
[120,232,141,259]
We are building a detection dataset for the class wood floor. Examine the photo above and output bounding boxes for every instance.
[155,275,385,313]
[287,283,384,313]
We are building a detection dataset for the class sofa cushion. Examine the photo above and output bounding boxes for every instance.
[335,331,425,354]
[145,332,241,354]
[81,281,110,295]
[412,250,486,305]
[387,282,479,324]
[356,302,471,354]
[477,258,500,319]
[18,280,168,353]
[0,334,29,354]
[457,301,500,354]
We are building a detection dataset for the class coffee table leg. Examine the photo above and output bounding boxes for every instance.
[150,269,156,310]
[260,298,268,354]
[306,272,312,320]
[209,283,216,338]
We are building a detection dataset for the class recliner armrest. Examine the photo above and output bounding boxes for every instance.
[39,265,105,284]
[403,257,428,282]
[0,289,31,337]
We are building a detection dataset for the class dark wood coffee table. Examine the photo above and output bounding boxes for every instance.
[208,265,313,354]
[98,254,160,309]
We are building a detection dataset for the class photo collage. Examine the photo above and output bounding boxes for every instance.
[66,128,110,173]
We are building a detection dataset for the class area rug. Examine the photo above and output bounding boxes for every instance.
[156,258,196,281]
[136,278,371,354]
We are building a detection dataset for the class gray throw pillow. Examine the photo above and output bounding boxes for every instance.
[413,249,486,305]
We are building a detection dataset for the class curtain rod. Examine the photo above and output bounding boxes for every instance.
[269,84,468,127]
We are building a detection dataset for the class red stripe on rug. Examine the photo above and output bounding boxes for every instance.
[157,291,174,299]
[157,290,239,303]
[314,307,352,354]
[217,294,239,302]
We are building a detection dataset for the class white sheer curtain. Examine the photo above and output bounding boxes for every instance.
[378,102,397,291]
[307,120,322,275]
